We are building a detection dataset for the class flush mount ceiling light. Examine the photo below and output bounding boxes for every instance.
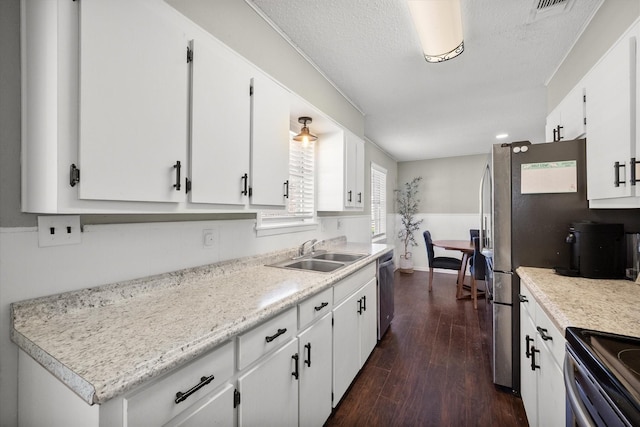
[496,133,509,140]
[293,116,318,144]
[407,0,464,63]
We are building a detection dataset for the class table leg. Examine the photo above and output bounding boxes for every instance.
[456,252,470,299]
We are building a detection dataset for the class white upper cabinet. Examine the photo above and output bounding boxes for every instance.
[189,37,252,206]
[317,130,366,211]
[545,84,586,142]
[249,73,291,207]
[584,21,638,204]
[78,0,188,203]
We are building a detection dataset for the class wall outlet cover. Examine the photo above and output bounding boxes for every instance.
[37,216,82,247]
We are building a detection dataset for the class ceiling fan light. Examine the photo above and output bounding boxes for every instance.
[293,116,318,143]
[408,0,464,63]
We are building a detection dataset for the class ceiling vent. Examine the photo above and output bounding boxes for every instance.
[528,0,576,22]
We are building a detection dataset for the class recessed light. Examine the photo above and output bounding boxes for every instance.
[496,133,509,140]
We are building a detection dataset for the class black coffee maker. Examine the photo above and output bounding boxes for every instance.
[563,222,625,279]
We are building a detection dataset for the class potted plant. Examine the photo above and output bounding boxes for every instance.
[396,177,423,273]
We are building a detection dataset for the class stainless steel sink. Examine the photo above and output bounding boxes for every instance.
[311,252,367,262]
[280,259,345,272]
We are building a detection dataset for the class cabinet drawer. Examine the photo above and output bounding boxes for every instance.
[333,263,376,304]
[299,288,333,330]
[126,340,234,427]
[534,303,565,368]
[518,282,535,320]
[237,307,297,370]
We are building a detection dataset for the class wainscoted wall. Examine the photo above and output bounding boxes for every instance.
[0,215,371,425]
[395,213,479,272]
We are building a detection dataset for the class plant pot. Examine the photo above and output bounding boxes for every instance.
[398,253,414,274]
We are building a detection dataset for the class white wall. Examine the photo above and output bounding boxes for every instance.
[0,215,371,425]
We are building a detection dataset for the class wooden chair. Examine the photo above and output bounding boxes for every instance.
[423,230,462,292]
[469,236,487,309]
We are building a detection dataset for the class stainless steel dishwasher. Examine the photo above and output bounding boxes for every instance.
[377,250,395,339]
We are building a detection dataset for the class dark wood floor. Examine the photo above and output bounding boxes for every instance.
[325,270,529,427]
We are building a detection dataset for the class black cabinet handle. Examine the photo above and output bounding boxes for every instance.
[357,192,362,203]
[556,125,563,141]
[530,346,540,371]
[362,295,367,311]
[265,328,287,343]
[357,297,363,315]
[304,343,311,367]
[347,190,352,202]
[292,353,299,380]
[241,173,248,196]
[614,161,626,187]
[536,326,552,341]
[552,127,558,142]
[314,302,329,311]
[525,335,534,358]
[284,180,289,199]
[518,294,528,303]
[631,158,639,186]
[175,374,214,404]
[173,161,181,191]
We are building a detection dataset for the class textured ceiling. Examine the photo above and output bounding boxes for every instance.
[249,0,602,161]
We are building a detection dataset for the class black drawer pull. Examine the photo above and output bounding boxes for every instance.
[530,347,540,371]
[175,374,214,404]
[241,173,248,196]
[292,353,299,380]
[314,302,329,311]
[265,328,287,343]
[304,343,311,367]
[536,326,552,341]
[525,335,534,358]
[173,161,181,191]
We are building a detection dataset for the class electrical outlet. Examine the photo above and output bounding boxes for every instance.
[37,216,82,247]
[203,228,218,249]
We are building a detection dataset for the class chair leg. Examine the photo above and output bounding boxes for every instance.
[471,275,477,310]
[429,268,434,292]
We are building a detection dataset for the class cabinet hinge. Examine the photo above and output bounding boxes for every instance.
[331,317,334,327]
[584,117,587,125]
[249,85,254,96]
[233,389,241,408]
[331,392,334,403]
[248,187,253,197]
[69,164,80,187]
[185,177,192,194]
[186,46,193,63]
[583,94,586,103]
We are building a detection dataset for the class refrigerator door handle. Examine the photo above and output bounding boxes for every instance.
[479,163,492,250]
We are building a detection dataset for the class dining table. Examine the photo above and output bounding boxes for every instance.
[432,239,475,299]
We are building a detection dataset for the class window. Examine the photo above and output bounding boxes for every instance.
[371,163,387,239]
[257,133,316,234]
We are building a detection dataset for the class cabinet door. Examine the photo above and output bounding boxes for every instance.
[545,106,561,142]
[520,304,538,427]
[344,133,358,207]
[190,38,251,205]
[359,278,378,363]
[164,383,235,427]
[332,292,361,406]
[238,339,298,427]
[79,0,188,203]
[354,136,366,209]
[537,345,565,427]
[560,85,586,141]
[250,73,290,207]
[298,313,333,427]
[585,32,636,200]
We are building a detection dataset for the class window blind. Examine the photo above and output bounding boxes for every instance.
[371,163,387,237]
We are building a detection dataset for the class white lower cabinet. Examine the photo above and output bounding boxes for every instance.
[298,313,333,427]
[332,268,377,407]
[519,283,566,427]
[237,339,299,427]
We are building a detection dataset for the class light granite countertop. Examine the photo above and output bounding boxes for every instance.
[11,238,393,405]
[516,266,640,337]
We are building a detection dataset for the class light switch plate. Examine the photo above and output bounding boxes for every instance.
[37,216,82,247]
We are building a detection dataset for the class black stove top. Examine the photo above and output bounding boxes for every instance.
[566,327,640,425]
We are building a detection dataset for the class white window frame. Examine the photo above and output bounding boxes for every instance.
[371,162,387,241]
[256,131,318,236]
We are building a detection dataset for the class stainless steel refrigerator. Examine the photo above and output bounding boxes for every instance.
[480,139,591,393]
